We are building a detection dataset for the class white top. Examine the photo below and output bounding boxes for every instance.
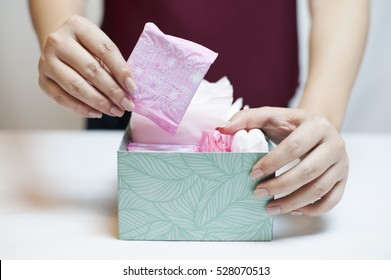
[0,131,390,259]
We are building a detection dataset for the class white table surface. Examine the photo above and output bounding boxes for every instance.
[0,130,390,260]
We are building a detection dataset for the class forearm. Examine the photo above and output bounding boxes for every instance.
[299,0,369,130]
[29,0,85,50]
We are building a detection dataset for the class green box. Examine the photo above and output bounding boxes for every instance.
[117,128,273,241]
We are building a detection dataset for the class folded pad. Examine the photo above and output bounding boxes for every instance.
[127,22,218,135]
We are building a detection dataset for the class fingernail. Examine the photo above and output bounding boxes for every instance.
[253,188,269,198]
[249,169,264,180]
[87,111,103,118]
[110,106,124,117]
[290,210,304,216]
[267,205,282,216]
[125,77,137,92]
[121,97,135,111]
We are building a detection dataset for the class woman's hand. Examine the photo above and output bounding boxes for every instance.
[218,107,349,216]
[38,15,136,118]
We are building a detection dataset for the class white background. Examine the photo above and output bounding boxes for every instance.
[2,260,391,280]
[0,0,390,132]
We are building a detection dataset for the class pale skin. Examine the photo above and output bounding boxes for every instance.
[29,0,369,216]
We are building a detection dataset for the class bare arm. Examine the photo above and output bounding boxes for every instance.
[299,0,369,130]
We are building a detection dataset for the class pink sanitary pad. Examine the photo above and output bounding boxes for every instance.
[130,77,233,145]
[127,22,218,135]
[198,130,232,152]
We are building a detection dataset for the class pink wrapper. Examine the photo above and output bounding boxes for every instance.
[127,23,218,135]
[198,130,232,152]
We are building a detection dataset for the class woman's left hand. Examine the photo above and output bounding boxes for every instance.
[218,107,349,216]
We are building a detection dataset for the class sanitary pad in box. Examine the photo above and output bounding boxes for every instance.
[117,128,274,241]
[127,22,218,135]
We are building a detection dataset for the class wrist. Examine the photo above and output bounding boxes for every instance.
[298,85,347,131]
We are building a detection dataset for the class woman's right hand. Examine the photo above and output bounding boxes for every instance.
[38,15,137,118]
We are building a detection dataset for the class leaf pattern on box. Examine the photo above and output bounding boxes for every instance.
[118,152,273,241]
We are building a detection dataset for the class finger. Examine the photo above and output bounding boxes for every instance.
[65,15,137,93]
[56,39,135,112]
[39,75,102,118]
[252,122,327,178]
[217,107,304,134]
[250,115,335,176]
[95,56,113,74]
[44,56,124,117]
[297,179,347,217]
[264,161,347,215]
[254,141,339,198]
[217,108,269,133]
